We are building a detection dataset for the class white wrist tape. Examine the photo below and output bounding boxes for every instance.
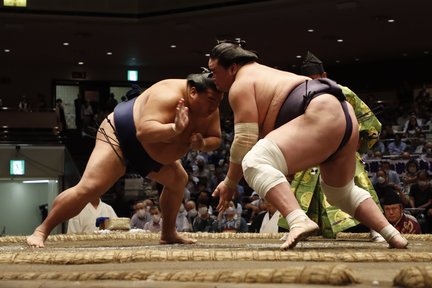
[242,138,288,198]
[379,224,400,242]
[230,122,259,164]
[320,178,371,217]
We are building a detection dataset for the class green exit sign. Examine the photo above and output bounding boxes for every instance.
[10,160,25,175]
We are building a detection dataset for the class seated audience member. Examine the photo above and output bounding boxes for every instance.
[380,124,396,140]
[383,191,422,234]
[176,203,191,232]
[196,190,215,215]
[403,113,422,137]
[372,135,386,155]
[402,159,419,192]
[209,166,226,192]
[244,191,263,223]
[409,170,432,210]
[409,170,432,233]
[373,169,408,207]
[143,206,162,233]
[67,198,117,233]
[419,142,432,160]
[250,199,289,233]
[408,133,426,154]
[130,201,151,229]
[192,203,217,232]
[371,161,401,187]
[184,200,198,225]
[387,134,408,155]
[216,206,248,233]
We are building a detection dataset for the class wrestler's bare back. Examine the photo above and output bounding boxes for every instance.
[232,63,309,136]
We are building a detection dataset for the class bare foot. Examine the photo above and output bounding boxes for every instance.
[160,233,197,245]
[388,234,408,249]
[280,218,319,250]
[26,229,48,248]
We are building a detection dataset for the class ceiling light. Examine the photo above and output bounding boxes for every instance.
[296,55,302,59]
[307,29,314,33]
[337,39,344,43]
[387,19,395,23]
[78,61,84,65]
[4,49,10,53]
[63,42,69,46]
[204,53,210,57]
[107,52,112,55]
[170,45,177,48]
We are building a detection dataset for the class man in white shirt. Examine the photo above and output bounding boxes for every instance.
[67,198,117,233]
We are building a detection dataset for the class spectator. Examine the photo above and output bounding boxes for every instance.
[409,170,432,233]
[371,161,401,187]
[67,198,117,233]
[250,199,288,233]
[105,92,118,113]
[81,99,94,136]
[196,190,214,215]
[192,203,217,232]
[419,142,432,160]
[403,113,422,137]
[18,94,31,112]
[130,201,151,229]
[55,98,67,132]
[408,133,426,154]
[372,135,386,155]
[382,191,422,234]
[244,191,263,223]
[184,200,198,225]
[387,134,408,155]
[143,206,163,233]
[216,206,248,233]
[373,169,407,207]
[409,170,432,210]
[176,203,191,232]
[402,159,419,192]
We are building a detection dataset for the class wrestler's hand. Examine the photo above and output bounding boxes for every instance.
[212,181,234,212]
[190,133,205,151]
[173,98,189,134]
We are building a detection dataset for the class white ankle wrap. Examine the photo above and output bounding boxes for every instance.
[320,178,371,217]
[285,209,309,229]
[379,224,400,241]
[242,138,288,199]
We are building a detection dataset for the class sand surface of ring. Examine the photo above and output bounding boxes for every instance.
[0,233,431,287]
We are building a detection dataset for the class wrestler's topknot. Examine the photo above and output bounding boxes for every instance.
[210,39,258,69]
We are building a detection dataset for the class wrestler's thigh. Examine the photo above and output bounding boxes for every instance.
[319,142,357,187]
[78,120,126,196]
[265,115,343,174]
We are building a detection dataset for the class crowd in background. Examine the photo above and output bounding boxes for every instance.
[9,83,432,235]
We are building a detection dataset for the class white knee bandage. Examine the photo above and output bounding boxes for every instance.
[320,178,371,217]
[242,139,288,199]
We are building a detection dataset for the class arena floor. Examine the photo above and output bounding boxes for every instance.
[0,232,431,288]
